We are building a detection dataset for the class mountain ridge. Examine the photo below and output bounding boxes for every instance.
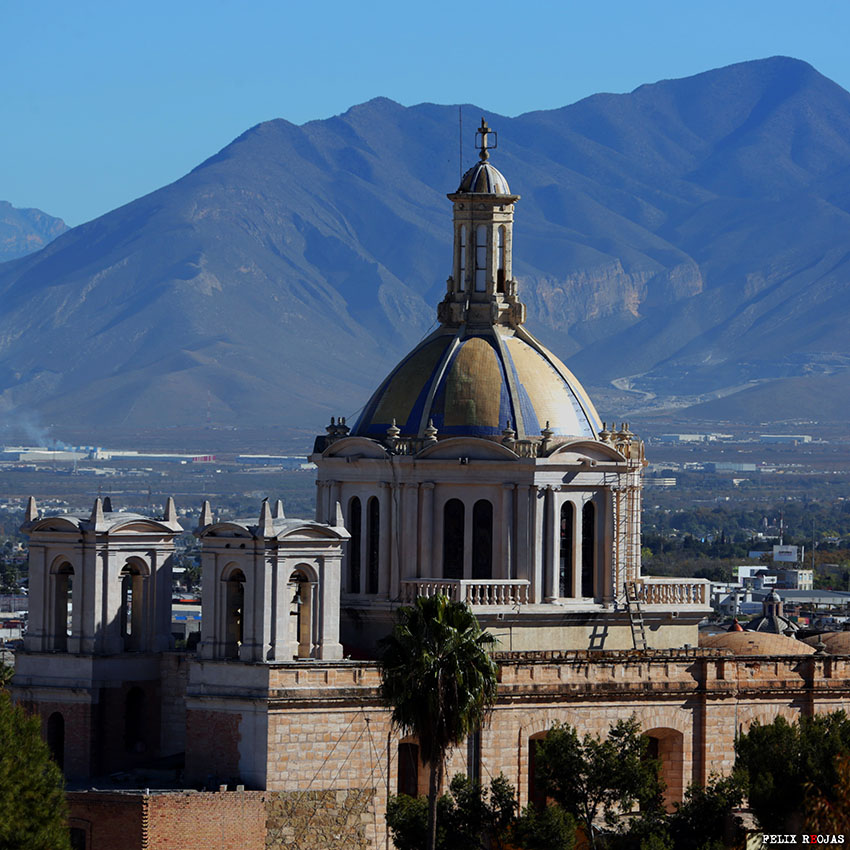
[1,56,849,433]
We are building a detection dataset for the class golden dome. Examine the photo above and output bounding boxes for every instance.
[352,324,601,440]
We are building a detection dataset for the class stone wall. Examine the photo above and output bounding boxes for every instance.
[67,788,377,850]
[265,789,376,850]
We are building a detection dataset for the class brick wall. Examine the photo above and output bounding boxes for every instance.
[67,789,376,850]
[185,708,242,785]
[67,792,145,850]
[147,790,266,849]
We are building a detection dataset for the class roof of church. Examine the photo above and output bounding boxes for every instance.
[351,324,601,440]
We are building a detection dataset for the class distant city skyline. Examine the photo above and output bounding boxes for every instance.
[3,0,849,225]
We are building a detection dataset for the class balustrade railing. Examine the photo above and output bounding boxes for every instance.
[634,579,709,606]
[401,579,531,606]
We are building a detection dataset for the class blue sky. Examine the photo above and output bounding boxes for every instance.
[3,0,849,225]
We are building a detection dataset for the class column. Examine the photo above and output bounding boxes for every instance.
[574,498,585,599]
[419,482,435,578]
[531,486,544,604]
[402,483,419,578]
[317,555,343,660]
[379,482,392,596]
[544,486,559,601]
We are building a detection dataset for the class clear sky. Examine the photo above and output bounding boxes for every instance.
[3,0,850,225]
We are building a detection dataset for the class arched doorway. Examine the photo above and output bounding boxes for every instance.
[47,712,64,770]
[559,502,574,597]
[223,568,246,659]
[645,727,685,810]
[581,501,595,598]
[120,561,147,651]
[472,500,493,580]
[52,562,74,651]
[443,499,464,579]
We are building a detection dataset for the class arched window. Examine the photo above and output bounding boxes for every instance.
[497,226,506,292]
[559,502,575,597]
[582,501,595,598]
[472,500,493,580]
[475,225,487,292]
[367,497,380,594]
[398,742,419,797]
[223,568,246,659]
[443,499,464,579]
[290,569,313,658]
[348,497,362,594]
[467,729,481,784]
[124,687,146,753]
[120,562,146,651]
[52,563,73,651]
[47,712,64,770]
[458,225,467,291]
[528,733,547,810]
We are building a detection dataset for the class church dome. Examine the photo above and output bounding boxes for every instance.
[351,324,601,440]
[699,630,813,656]
[457,161,511,195]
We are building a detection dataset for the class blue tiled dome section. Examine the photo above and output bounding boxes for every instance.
[352,327,601,441]
[457,162,511,195]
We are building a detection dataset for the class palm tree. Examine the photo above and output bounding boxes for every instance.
[379,593,498,850]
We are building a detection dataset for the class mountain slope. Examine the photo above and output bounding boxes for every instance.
[2,56,850,431]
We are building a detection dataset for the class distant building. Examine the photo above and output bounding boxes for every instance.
[759,434,812,444]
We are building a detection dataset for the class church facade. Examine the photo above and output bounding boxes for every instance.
[11,123,848,850]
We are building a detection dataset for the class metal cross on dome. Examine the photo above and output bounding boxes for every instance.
[476,117,497,161]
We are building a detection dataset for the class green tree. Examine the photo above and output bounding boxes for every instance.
[0,691,70,850]
[533,717,662,850]
[735,711,850,833]
[666,774,745,850]
[511,802,576,850]
[387,773,518,850]
[379,594,498,850]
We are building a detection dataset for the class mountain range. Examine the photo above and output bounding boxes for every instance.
[0,202,67,263]
[2,55,850,436]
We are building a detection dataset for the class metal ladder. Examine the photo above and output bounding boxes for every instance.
[624,581,647,651]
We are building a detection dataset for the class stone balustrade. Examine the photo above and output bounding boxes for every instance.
[635,578,709,606]
[400,578,531,606]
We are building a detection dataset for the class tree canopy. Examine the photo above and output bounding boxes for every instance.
[379,594,498,850]
[533,717,662,850]
[0,691,70,850]
[735,711,850,833]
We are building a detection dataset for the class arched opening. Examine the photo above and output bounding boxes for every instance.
[496,226,506,292]
[223,568,246,659]
[366,497,380,594]
[475,224,487,291]
[47,712,64,771]
[472,500,493,580]
[52,562,74,651]
[645,728,685,810]
[528,733,548,810]
[289,569,313,658]
[124,687,146,754]
[458,225,467,290]
[582,501,595,598]
[120,561,147,651]
[348,497,361,594]
[559,502,575,597]
[443,499,464,580]
[397,741,420,797]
